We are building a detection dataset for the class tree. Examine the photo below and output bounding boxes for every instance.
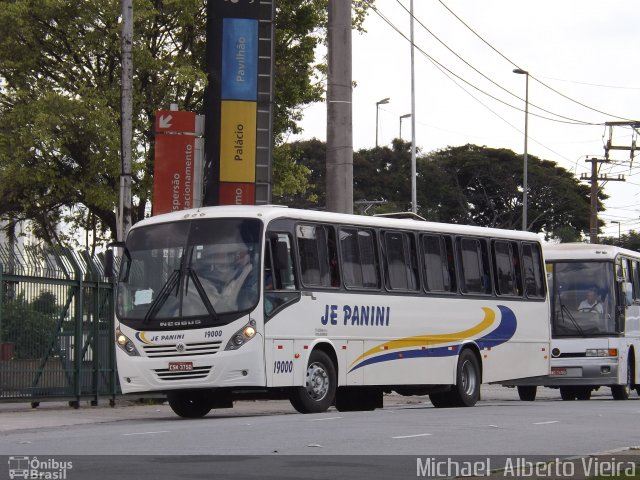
[420,144,599,238]
[0,0,370,245]
[600,231,640,252]
[277,140,596,239]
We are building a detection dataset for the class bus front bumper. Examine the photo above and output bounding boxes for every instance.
[502,359,619,387]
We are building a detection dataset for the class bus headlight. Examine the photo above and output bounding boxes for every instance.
[225,320,257,351]
[116,327,140,356]
[585,348,617,357]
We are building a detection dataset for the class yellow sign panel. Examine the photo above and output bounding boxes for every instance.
[220,100,256,182]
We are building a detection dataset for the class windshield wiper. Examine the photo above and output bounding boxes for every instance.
[559,302,584,336]
[143,269,181,324]
[187,268,219,321]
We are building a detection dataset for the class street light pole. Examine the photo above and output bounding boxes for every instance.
[513,68,529,231]
[375,97,390,147]
[399,113,411,139]
[410,0,417,213]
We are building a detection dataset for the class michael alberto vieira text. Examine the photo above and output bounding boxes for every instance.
[416,457,638,477]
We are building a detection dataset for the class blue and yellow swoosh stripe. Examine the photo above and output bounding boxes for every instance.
[348,305,517,372]
[135,332,155,345]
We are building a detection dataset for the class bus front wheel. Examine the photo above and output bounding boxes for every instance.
[612,359,633,400]
[290,350,337,414]
[167,390,213,418]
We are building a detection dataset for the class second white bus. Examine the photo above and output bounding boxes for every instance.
[110,206,550,417]
[505,242,640,401]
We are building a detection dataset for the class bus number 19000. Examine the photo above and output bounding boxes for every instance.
[274,360,293,374]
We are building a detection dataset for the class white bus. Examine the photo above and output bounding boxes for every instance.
[506,243,640,401]
[109,206,550,417]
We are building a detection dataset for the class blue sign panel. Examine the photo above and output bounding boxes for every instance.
[221,18,258,101]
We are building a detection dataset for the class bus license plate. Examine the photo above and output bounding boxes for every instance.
[169,362,193,372]
[551,367,567,376]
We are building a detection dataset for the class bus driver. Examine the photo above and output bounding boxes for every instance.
[577,287,603,315]
[198,241,257,312]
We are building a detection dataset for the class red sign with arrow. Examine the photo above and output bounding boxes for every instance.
[155,110,196,134]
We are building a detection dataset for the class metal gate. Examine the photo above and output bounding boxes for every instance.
[0,243,117,406]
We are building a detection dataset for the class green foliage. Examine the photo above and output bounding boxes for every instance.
[420,144,599,237]
[272,139,325,207]
[600,231,640,252]
[276,140,595,239]
[0,0,370,244]
[1,292,60,360]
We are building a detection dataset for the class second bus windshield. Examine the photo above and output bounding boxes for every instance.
[548,261,617,337]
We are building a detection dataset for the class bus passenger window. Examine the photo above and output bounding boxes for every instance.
[383,231,419,291]
[296,224,339,288]
[522,243,544,298]
[459,238,491,295]
[339,228,380,289]
[493,240,522,296]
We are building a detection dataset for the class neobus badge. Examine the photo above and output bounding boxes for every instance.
[321,304,391,326]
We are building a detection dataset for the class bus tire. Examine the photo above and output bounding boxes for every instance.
[559,387,576,401]
[517,386,537,401]
[612,359,633,400]
[449,349,481,407]
[575,387,592,400]
[167,390,213,418]
[290,350,336,414]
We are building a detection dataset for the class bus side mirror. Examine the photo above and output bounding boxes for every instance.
[618,280,633,306]
[104,250,115,278]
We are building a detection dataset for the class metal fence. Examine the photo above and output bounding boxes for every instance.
[0,243,118,407]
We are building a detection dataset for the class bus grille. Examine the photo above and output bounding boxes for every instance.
[142,341,222,358]
[153,366,212,381]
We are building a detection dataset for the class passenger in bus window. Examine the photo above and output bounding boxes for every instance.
[198,242,257,312]
[577,287,603,315]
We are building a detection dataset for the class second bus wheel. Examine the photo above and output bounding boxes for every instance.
[290,350,337,414]
[517,386,537,401]
[611,358,634,400]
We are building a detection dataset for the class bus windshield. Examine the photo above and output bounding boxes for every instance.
[116,218,261,329]
[548,261,617,337]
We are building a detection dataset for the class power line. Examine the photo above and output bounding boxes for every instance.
[367,4,575,163]
[436,0,637,123]
[393,0,596,125]
[367,2,598,126]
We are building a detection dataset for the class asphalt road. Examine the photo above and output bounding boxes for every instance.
[1,385,639,480]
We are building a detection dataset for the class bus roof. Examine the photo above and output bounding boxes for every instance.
[132,205,541,241]
[543,242,640,261]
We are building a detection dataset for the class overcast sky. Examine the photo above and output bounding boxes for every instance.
[293,0,640,238]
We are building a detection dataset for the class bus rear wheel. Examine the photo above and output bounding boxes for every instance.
[290,350,336,414]
[517,386,537,401]
[167,390,213,418]
[432,350,481,407]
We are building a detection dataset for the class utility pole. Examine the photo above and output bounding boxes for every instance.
[119,0,133,241]
[581,157,624,244]
[326,0,353,214]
